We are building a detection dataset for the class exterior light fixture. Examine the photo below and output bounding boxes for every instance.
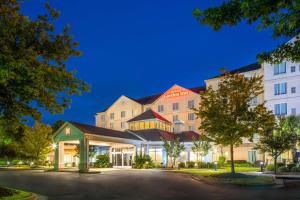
[260,161,264,172]
[214,161,218,171]
[51,143,57,149]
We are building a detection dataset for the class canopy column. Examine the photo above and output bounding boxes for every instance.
[79,137,89,172]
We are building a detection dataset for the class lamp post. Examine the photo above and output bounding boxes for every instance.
[214,161,218,171]
[260,161,264,172]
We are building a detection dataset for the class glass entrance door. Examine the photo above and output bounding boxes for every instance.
[112,153,133,167]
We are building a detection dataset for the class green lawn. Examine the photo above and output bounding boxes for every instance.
[174,167,274,186]
[0,187,32,200]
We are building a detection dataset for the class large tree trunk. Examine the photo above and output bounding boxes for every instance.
[230,144,235,174]
[274,155,277,174]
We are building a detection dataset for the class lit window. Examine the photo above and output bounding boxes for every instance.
[291,87,296,94]
[134,122,139,130]
[149,121,155,129]
[173,103,179,111]
[139,122,145,129]
[173,115,178,122]
[188,126,194,131]
[188,113,195,121]
[188,100,195,109]
[121,111,126,118]
[110,113,114,120]
[145,121,149,129]
[158,105,164,112]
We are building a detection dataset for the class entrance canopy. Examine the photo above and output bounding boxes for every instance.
[53,122,142,171]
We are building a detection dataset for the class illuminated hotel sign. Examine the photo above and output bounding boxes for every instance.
[164,89,189,98]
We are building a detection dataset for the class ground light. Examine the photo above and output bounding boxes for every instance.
[214,161,218,171]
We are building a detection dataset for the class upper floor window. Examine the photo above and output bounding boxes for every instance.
[291,66,296,73]
[110,122,114,129]
[291,87,296,94]
[146,107,151,111]
[110,113,114,120]
[173,103,179,111]
[121,111,126,118]
[291,108,297,116]
[158,105,164,112]
[249,96,258,106]
[101,115,106,122]
[273,62,286,75]
[274,103,287,116]
[274,83,287,95]
[173,115,178,122]
[188,100,195,109]
[121,122,125,129]
[188,113,195,121]
[188,126,195,131]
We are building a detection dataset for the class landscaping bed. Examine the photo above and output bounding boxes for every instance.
[0,187,32,200]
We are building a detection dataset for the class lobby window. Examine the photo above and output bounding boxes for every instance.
[110,113,114,120]
[101,115,106,122]
[274,103,287,116]
[188,113,195,121]
[291,87,296,94]
[158,105,164,113]
[149,147,162,163]
[188,100,195,109]
[291,66,296,73]
[173,115,178,122]
[188,126,194,131]
[274,82,287,95]
[121,122,125,129]
[121,111,126,118]
[291,108,297,116]
[110,122,114,129]
[173,103,179,111]
[273,62,286,75]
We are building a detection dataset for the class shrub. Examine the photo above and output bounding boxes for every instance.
[291,166,300,172]
[287,163,296,171]
[134,154,154,169]
[197,161,207,169]
[278,166,289,172]
[218,156,226,167]
[266,164,274,171]
[226,160,247,164]
[0,160,7,166]
[234,162,254,167]
[206,162,216,169]
[178,162,186,168]
[277,162,285,168]
[253,160,263,167]
[94,154,110,168]
[186,161,195,168]
[11,159,21,165]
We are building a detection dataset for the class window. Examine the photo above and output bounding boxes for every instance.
[274,83,287,95]
[121,111,126,118]
[173,103,179,111]
[110,122,114,129]
[146,107,151,111]
[101,115,106,122]
[173,115,178,122]
[274,103,287,116]
[110,113,114,120]
[188,126,194,131]
[291,87,296,94]
[291,66,296,73]
[158,105,164,112]
[249,96,258,106]
[188,113,195,121]
[273,62,286,75]
[188,100,195,109]
[149,147,163,163]
[291,108,297,116]
[121,122,125,129]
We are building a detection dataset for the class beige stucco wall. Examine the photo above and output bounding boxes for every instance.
[95,95,143,130]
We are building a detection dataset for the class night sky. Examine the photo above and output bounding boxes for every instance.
[22,0,286,125]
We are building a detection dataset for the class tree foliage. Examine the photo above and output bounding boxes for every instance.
[255,116,300,173]
[0,0,89,135]
[161,137,185,168]
[191,136,211,162]
[193,0,300,63]
[194,72,275,173]
[20,121,52,163]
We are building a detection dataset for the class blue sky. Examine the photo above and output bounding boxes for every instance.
[22,0,286,125]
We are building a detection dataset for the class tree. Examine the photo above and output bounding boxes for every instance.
[194,72,275,174]
[191,136,211,162]
[193,1,300,63]
[20,122,52,163]
[161,137,185,168]
[255,116,300,173]
[51,120,65,133]
[0,1,89,136]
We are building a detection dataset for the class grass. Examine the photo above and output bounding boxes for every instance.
[174,167,274,186]
[0,187,32,200]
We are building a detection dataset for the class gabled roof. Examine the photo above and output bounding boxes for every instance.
[209,62,262,79]
[127,109,171,123]
[70,122,141,141]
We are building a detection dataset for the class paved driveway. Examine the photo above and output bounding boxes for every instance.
[0,169,300,200]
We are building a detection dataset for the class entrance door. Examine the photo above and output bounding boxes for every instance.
[112,153,133,167]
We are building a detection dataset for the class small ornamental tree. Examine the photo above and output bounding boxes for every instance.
[256,116,300,173]
[161,137,185,168]
[194,72,275,174]
[20,122,52,163]
[193,1,300,63]
[191,136,211,162]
